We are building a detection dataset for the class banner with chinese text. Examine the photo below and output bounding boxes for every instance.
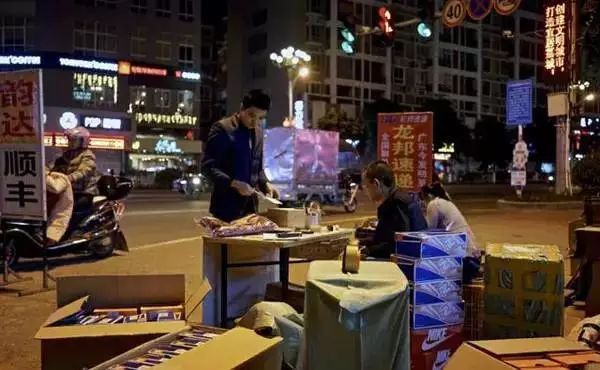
[0,69,46,220]
[377,112,433,192]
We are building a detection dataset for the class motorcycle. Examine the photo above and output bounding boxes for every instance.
[1,175,132,268]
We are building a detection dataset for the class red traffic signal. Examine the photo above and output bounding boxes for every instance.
[378,6,394,37]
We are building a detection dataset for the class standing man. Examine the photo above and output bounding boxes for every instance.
[361,160,428,258]
[201,89,279,222]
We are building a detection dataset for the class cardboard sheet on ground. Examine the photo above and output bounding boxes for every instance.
[302,260,410,370]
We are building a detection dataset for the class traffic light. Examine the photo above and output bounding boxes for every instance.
[417,0,435,39]
[340,14,357,55]
[375,6,395,47]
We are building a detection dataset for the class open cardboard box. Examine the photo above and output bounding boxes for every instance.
[90,325,282,370]
[445,337,593,370]
[35,274,211,370]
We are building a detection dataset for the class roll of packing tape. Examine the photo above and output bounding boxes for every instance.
[342,245,360,274]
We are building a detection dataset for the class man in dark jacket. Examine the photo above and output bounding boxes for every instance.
[361,160,428,258]
[201,90,279,222]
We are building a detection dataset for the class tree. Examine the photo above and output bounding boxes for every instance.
[419,98,471,157]
[361,98,404,162]
[472,116,512,170]
[317,107,363,140]
[524,107,556,164]
[573,151,600,193]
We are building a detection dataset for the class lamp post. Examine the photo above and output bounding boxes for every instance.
[269,46,311,119]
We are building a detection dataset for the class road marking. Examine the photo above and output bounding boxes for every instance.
[132,236,203,251]
[126,209,208,216]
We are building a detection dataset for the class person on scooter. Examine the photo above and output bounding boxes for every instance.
[51,127,100,225]
[360,160,428,259]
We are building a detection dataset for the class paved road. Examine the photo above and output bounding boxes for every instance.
[0,190,582,370]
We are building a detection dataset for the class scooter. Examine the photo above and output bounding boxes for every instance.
[0,175,132,268]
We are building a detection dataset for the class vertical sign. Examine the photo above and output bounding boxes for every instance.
[0,69,46,220]
[377,112,433,192]
[544,0,570,83]
[506,79,533,126]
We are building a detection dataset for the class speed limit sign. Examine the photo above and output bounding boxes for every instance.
[442,0,467,28]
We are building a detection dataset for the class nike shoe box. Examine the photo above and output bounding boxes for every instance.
[392,255,463,283]
[411,280,462,305]
[411,301,465,329]
[410,325,463,370]
[395,232,467,259]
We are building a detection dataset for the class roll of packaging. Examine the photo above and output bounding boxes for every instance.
[342,245,360,274]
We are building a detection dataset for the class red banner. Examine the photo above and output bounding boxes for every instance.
[377,112,433,192]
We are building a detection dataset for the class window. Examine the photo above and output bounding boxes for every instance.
[131,0,148,13]
[307,25,324,43]
[307,0,323,13]
[0,16,28,52]
[393,67,405,84]
[371,62,386,84]
[73,72,118,108]
[96,0,117,7]
[178,44,194,68]
[131,28,146,57]
[177,90,194,114]
[483,57,491,73]
[200,85,211,100]
[247,33,267,55]
[179,0,193,21]
[156,0,171,17]
[130,86,147,108]
[252,9,267,27]
[337,56,353,79]
[73,21,117,55]
[482,81,491,96]
[154,88,171,108]
[156,39,172,61]
[251,60,267,79]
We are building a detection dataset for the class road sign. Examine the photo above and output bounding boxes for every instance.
[443,0,467,28]
[511,170,527,187]
[494,0,521,15]
[467,0,493,20]
[512,140,529,170]
[506,79,533,126]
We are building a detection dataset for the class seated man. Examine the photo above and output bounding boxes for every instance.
[361,161,428,259]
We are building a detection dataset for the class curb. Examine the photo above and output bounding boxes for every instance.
[497,199,582,210]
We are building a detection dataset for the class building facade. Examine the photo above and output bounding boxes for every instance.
[0,0,214,177]
[227,0,546,129]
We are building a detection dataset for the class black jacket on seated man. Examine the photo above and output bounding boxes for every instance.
[201,114,269,222]
[366,189,428,259]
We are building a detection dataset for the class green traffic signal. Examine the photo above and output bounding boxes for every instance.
[341,41,355,54]
[341,28,355,43]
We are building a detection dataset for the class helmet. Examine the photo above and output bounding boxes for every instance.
[64,127,91,149]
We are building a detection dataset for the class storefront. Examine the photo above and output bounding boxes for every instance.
[129,136,202,173]
[43,106,132,174]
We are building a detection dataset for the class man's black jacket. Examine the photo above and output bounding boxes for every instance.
[366,188,428,258]
[201,115,268,222]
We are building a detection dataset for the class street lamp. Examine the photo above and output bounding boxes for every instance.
[269,46,311,119]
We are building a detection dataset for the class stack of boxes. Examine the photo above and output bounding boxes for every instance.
[484,243,564,339]
[392,231,468,370]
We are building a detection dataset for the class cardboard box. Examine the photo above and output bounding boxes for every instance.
[393,255,463,282]
[412,349,454,370]
[90,326,282,370]
[266,208,306,228]
[411,302,465,329]
[410,325,463,354]
[395,232,467,258]
[411,280,462,305]
[445,337,589,370]
[484,244,564,338]
[35,274,210,370]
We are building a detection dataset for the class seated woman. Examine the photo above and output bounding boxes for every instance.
[421,182,481,283]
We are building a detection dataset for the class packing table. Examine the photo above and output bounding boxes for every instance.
[203,229,353,327]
